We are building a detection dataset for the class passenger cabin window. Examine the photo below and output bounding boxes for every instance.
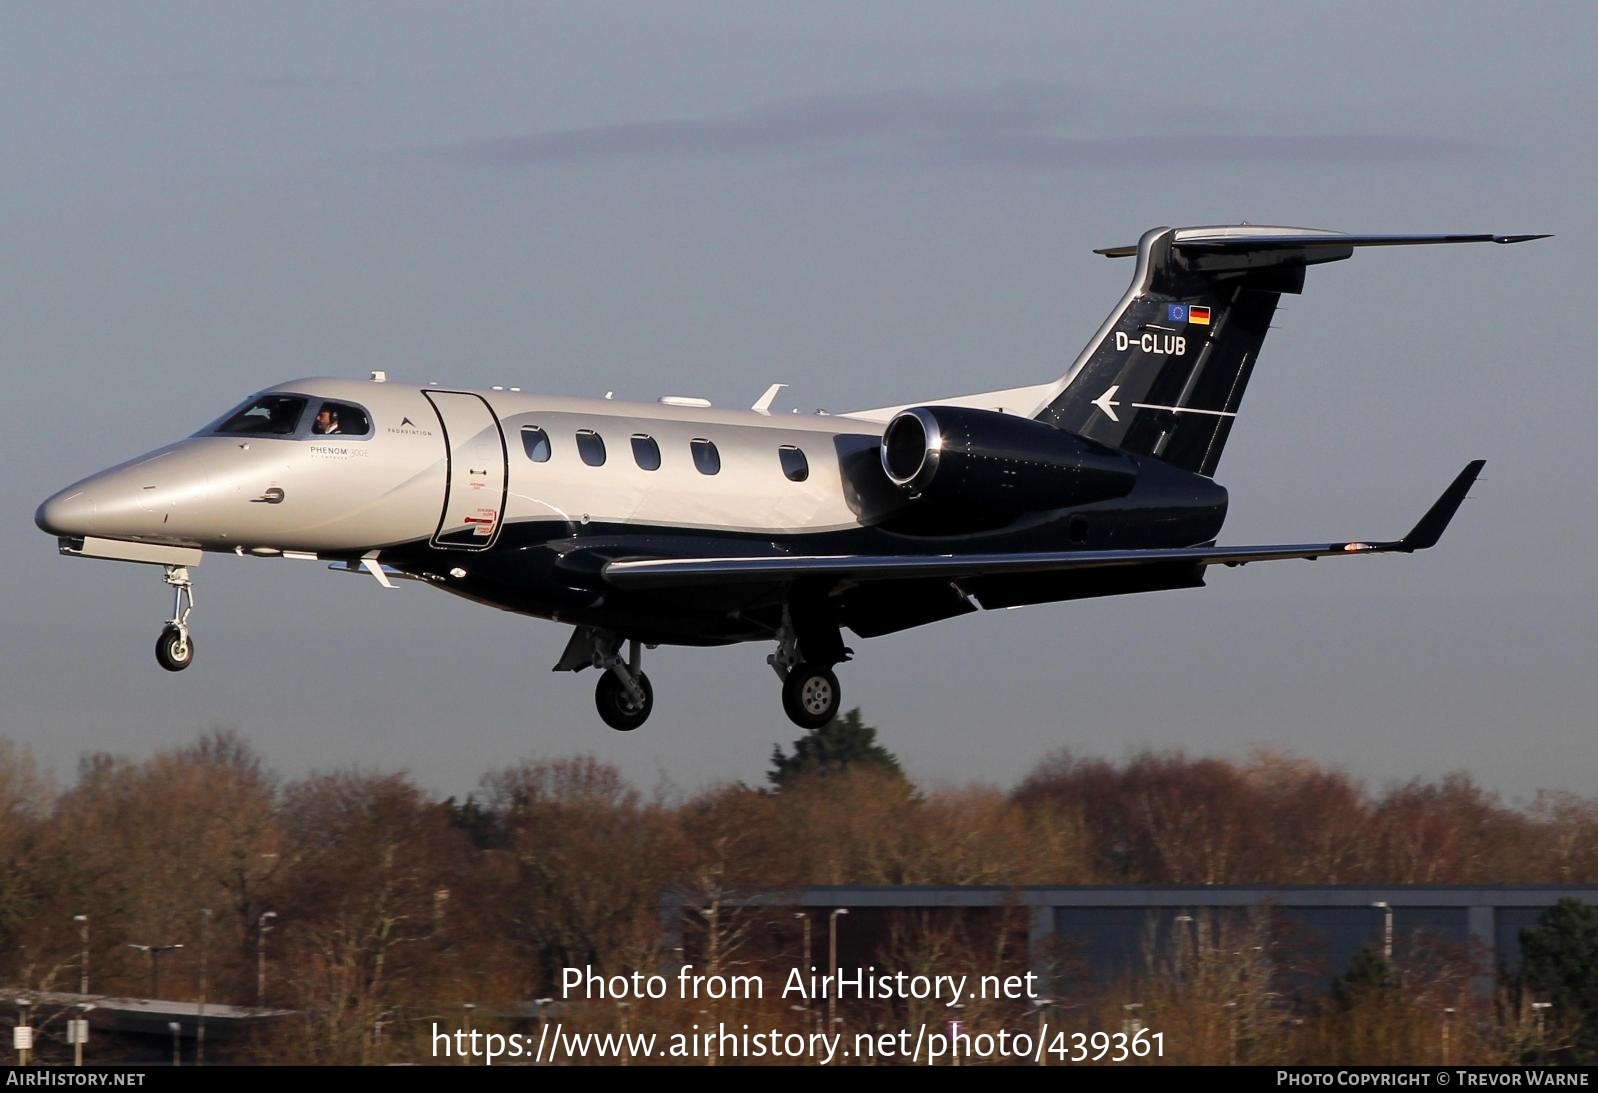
[214,395,307,436]
[576,429,607,467]
[778,445,809,482]
[311,401,371,437]
[631,434,661,471]
[521,426,552,462]
[691,438,721,476]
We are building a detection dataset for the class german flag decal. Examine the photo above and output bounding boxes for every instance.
[1188,304,1212,326]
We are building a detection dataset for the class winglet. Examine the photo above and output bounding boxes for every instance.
[1396,460,1485,552]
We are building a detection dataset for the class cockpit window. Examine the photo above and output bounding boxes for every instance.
[311,401,371,437]
[213,396,308,436]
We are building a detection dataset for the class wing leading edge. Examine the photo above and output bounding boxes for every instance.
[601,461,1484,590]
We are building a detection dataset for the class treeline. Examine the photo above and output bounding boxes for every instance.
[0,725,1594,1064]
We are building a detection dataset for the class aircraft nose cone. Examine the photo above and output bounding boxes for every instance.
[35,487,95,537]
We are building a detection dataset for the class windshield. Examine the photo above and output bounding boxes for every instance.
[209,395,309,436]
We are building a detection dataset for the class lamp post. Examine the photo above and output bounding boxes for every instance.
[795,912,812,1034]
[1174,914,1194,977]
[462,1002,476,1066]
[197,908,210,1066]
[618,1000,631,1067]
[128,943,183,998]
[15,998,32,1066]
[1371,901,1393,961]
[1532,1000,1552,1057]
[828,908,849,1034]
[71,1002,94,1068]
[73,914,89,995]
[1029,998,1054,1067]
[168,1021,181,1067]
[256,911,277,1005]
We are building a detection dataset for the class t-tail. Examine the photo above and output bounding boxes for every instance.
[1032,225,1547,476]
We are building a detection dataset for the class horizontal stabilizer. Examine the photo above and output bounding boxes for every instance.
[1095,230,1549,258]
[601,462,1484,590]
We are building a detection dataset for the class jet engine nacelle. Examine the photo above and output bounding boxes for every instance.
[880,405,1138,519]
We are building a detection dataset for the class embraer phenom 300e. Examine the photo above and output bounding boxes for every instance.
[36,225,1543,731]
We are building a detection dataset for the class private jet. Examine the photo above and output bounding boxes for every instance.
[36,224,1542,730]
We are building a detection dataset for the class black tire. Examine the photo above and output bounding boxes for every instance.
[595,670,653,731]
[155,625,194,672]
[781,663,840,729]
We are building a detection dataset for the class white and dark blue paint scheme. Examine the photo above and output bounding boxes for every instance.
[36,224,1542,730]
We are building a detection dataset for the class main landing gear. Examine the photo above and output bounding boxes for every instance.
[154,565,196,672]
[767,616,844,730]
[555,604,849,732]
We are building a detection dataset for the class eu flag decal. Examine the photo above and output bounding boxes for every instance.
[1167,304,1188,323]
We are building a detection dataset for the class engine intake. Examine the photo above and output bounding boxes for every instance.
[880,406,1137,518]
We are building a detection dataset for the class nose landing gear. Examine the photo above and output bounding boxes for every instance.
[595,665,653,732]
[593,635,653,731]
[154,566,195,672]
[555,628,655,730]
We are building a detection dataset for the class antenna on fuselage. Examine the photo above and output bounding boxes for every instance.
[751,383,786,415]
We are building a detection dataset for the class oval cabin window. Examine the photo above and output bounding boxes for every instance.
[778,445,808,482]
[691,438,721,476]
[576,429,607,467]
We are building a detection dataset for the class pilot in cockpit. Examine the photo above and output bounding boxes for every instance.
[311,405,342,435]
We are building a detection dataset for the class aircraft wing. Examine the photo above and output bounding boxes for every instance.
[601,461,1482,590]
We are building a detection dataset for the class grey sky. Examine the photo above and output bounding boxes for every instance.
[2,2,1594,804]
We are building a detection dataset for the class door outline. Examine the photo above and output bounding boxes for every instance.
[424,390,509,551]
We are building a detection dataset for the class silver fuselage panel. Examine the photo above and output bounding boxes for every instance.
[35,377,890,558]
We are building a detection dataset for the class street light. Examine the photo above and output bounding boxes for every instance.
[1532,1000,1552,1043]
[256,911,278,1005]
[128,943,184,998]
[462,1002,476,1066]
[197,908,210,1067]
[168,1021,181,1067]
[73,914,89,995]
[1027,998,1054,1067]
[795,912,812,1034]
[1371,901,1394,961]
[1174,914,1195,977]
[71,1003,94,1068]
[618,1000,631,1067]
[828,909,849,1034]
[15,998,33,1066]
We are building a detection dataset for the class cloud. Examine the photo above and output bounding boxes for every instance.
[437,82,1484,170]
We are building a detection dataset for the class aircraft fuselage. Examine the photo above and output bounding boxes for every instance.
[38,375,1228,647]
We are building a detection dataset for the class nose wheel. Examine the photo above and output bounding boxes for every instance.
[580,633,653,731]
[156,625,195,672]
[155,566,196,673]
[595,669,654,732]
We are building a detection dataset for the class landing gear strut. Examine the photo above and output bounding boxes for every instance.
[155,566,195,672]
[576,632,653,731]
[768,602,846,729]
